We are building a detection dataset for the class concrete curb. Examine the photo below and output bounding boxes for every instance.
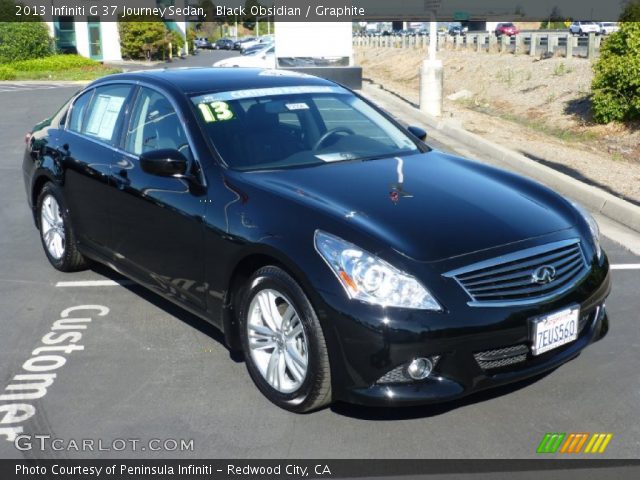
[361,83,640,233]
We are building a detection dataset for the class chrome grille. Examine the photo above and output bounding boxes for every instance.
[444,239,589,306]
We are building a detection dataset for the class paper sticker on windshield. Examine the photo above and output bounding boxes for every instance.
[315,152,356,162]
[285,103,309,111]
[195,86,346,104]
[198,101,235,123]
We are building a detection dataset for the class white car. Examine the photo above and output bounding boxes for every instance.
[569,21,600,35]
[240,35,274,53]
[599,22,619,35]
[213,46,276,69]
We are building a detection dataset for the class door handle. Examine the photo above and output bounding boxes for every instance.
[114,169,130,189]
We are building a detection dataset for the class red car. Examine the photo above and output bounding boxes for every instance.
[495,23,519,36]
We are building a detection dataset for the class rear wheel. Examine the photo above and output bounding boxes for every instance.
[239,266,332,412]
[37,183,88,272]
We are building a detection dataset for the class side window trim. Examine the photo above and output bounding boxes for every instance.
[117,85,141,152]
[65,88,95,134]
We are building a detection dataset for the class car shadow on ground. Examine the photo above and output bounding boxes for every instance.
[330,368,558,421]
[89,263,244,364]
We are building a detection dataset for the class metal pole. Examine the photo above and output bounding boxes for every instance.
[420,10,443,117]
[428,19,437,60]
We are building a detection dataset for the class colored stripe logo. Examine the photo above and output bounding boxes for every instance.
[537,433,613,454]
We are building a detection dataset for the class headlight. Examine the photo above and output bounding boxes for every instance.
[314,231,442,311]
[569,200,602,260]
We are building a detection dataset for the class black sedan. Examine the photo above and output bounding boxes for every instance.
[214,38,234,50]
[23,68,610,412]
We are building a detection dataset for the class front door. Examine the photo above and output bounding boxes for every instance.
[109,87,208,311]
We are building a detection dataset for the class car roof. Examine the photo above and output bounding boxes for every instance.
[90,67,337,96]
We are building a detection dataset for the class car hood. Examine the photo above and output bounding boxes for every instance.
[240,152,577,262]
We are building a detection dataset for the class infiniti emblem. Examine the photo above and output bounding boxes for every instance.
[531,265,557,285]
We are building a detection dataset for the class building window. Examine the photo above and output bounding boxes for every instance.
[54,16,77,54]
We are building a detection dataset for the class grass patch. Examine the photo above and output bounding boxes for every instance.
[552,62,573,76]
[467,102,599,143]
[0,55,121,81]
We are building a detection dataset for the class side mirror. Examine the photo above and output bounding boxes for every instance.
[407,125,427,142]
[139,149,188,177]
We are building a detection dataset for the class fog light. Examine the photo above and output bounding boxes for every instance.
[406,357,433,380]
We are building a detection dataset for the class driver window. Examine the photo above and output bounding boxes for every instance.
[125,88,192,161]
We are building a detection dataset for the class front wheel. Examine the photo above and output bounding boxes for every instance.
[239,266,332,412]
[36,183,88,272]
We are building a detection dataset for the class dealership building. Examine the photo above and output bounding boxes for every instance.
[45,1,190,62]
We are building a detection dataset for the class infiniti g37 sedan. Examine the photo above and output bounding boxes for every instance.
[23,68,611,412]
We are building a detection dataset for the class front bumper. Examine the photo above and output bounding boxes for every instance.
[313,254,611,407]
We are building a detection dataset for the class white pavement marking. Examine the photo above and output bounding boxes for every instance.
[610,264,640,270]
[0,83,65,93]
[55,279,135,287]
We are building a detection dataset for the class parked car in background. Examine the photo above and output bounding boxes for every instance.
[233,37,256,50]
[242,42,273,56]
[240,36,273,53]
[495,23,519,36]
[214,38,234,50]
[214,45,275,68]
[599,22,619,35]
[448,25,467,36]
[569,21,599,35]
[194,37,212,49]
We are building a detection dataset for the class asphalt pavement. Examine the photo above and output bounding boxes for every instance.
[0,50,639,459]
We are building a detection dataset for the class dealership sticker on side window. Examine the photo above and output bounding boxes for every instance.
[530,305,579,355]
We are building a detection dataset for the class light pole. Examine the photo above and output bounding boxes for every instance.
[256,15,271,37]
[419,2,443,117]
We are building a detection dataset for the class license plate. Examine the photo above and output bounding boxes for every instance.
[531,306,579,356]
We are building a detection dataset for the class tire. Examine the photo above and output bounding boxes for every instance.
[36,182,88,272]
[238,266,332,412]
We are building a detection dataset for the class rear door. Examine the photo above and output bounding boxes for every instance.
[60,83,134,253]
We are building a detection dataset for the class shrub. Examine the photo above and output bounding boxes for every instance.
[591,22,640,123]
[118,18,167,60]
[10,55,98,72]
[0,21,53,64]
[0,65,16,80]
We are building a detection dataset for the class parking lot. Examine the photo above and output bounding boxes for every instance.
[1,50,639,459]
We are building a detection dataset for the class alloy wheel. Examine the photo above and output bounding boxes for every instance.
[247,289,309,394]
[40,194,66,260]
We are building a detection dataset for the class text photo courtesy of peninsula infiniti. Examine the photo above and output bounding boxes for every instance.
[22,67,611,412]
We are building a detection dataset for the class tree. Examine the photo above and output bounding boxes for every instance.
[591,22,640,123]
[0,0,53,63]
[118,18,167,60]
[540,6,567,29]
[619,0,640,21]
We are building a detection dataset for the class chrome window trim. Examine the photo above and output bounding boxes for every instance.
[443,238,591,307]
[62,79,207,187]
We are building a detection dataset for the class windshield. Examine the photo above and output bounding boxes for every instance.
[191,86,421,171]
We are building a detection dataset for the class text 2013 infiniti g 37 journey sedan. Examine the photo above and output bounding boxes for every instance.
[23,68,610,412]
